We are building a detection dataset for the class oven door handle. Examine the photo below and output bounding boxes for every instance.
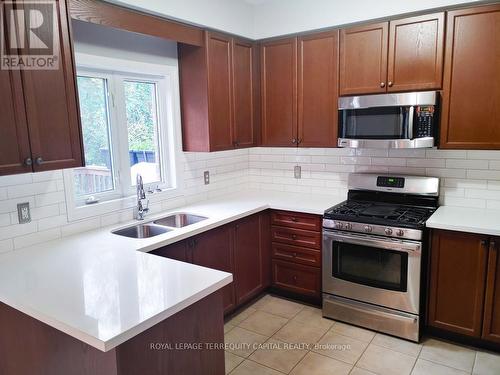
[325,231,421,253]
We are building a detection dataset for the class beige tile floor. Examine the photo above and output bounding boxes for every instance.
[224,294,500,375]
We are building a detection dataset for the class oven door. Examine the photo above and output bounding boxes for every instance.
[322,230,422,314]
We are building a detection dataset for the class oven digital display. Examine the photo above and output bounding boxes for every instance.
[377,176,405,188]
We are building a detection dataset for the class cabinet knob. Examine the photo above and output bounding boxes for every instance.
[481,239,489,247]
[292,138,297,144]
[293,252,297,257]
[35,157,43,165]
[297,138,302,145]
[292,234,297,240]
[291,217,298,222]
[380,82,386,88]
[388,81,393,87]
[491,240,497,249]
[293,275,298,282]
[24,158,33,167]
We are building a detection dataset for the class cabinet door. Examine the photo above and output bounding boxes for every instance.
[0,65,32,175]
[297,31,338,148]
[234,214,263,305]
[428,230,489,337]
[339,22,388,96]
[261,37,297,146]
[20,0,84,171]
[232,39,256,148]
[206,32,233,151]
[151,241,189,263]
[192,225,235,313]
[440,5,500,149]
[483,238,500,343]
[387,13,444,92]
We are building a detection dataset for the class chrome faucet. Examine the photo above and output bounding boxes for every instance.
[135,174,149,220]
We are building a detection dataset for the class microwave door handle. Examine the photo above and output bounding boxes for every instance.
[407,106,415,139]
[327,232,421,253]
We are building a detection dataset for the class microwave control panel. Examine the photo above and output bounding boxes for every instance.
[414,106,435,138]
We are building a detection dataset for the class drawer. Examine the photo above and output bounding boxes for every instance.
[271,210,321,231]
[271,226,321,249]
[272,242,321,267]
[272,260,321,298]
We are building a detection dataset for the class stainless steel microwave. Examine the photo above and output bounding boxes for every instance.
[338,91,438,149]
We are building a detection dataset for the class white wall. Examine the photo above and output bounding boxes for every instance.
[252,0,482,39]
[107,0,255,38]
[106,0,484,39]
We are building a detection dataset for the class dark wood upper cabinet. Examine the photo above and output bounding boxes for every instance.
[261,37,297,147]
[483,238,500,343]
[232,39,257,148]
[340,22,388,96]
[387,13,444,92]
[178,32,257,152]
[440,4,500,149]
[234,214,263,305]
[0,0,83,175]
[297,31,338,147]
[0,66,32,176]
[191,225,235,313]
[206,33,234,151]
[21,0,83,171]
[428,230,489,337]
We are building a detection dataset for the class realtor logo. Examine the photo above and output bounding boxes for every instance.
[1,1,59,70]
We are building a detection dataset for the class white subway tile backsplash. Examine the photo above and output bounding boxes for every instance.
[1,146,500,253]
[446,159,489,169]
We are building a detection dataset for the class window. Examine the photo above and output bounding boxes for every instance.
[73,69,172,205]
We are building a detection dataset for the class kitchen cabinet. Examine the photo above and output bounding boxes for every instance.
[260,37,297,147]
[270,210,322,301]
[233,214,264,305]
[0,0,84,175]
[483,238,500,343]
[439,5,500,149]
[150,240,190,262]
[261,32,339,148]
[340,22,388,96]
[428,230,490,338]
[191,225,235,313]
[339,13,444,95]
[297,31,339,147]
[178,31,258,151]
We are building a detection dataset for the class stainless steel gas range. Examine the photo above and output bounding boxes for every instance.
[322,173,439,342]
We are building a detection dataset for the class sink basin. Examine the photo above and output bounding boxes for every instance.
[112,224,171,239]
[153,213,208,228]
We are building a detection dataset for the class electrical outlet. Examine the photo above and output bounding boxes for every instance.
[294,165,302,179]
[204,171,210,185]
[17,202,31,224]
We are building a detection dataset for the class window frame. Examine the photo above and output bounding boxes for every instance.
[64,53,184,222]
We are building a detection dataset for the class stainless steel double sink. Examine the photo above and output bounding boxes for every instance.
[112,213,208,239]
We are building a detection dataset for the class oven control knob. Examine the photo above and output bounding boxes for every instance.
[336,222,344,229]
[345,223,352,230]
[396,229,405,237]
[385,228,393,235]
[364,225,372,233]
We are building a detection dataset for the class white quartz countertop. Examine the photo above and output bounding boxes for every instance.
[426,206,500,237]
[0,189,345,352]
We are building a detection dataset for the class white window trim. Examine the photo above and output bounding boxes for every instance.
[63,53,184,222]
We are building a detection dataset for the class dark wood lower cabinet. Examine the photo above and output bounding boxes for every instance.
[151,240,189,262]
[272,260,321,298]
[428,230,489,337]
[233,214,264,305]
[0,291,225,375]
[152,211,271,315]
[482,239,500,343]
[192,225,235,313]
